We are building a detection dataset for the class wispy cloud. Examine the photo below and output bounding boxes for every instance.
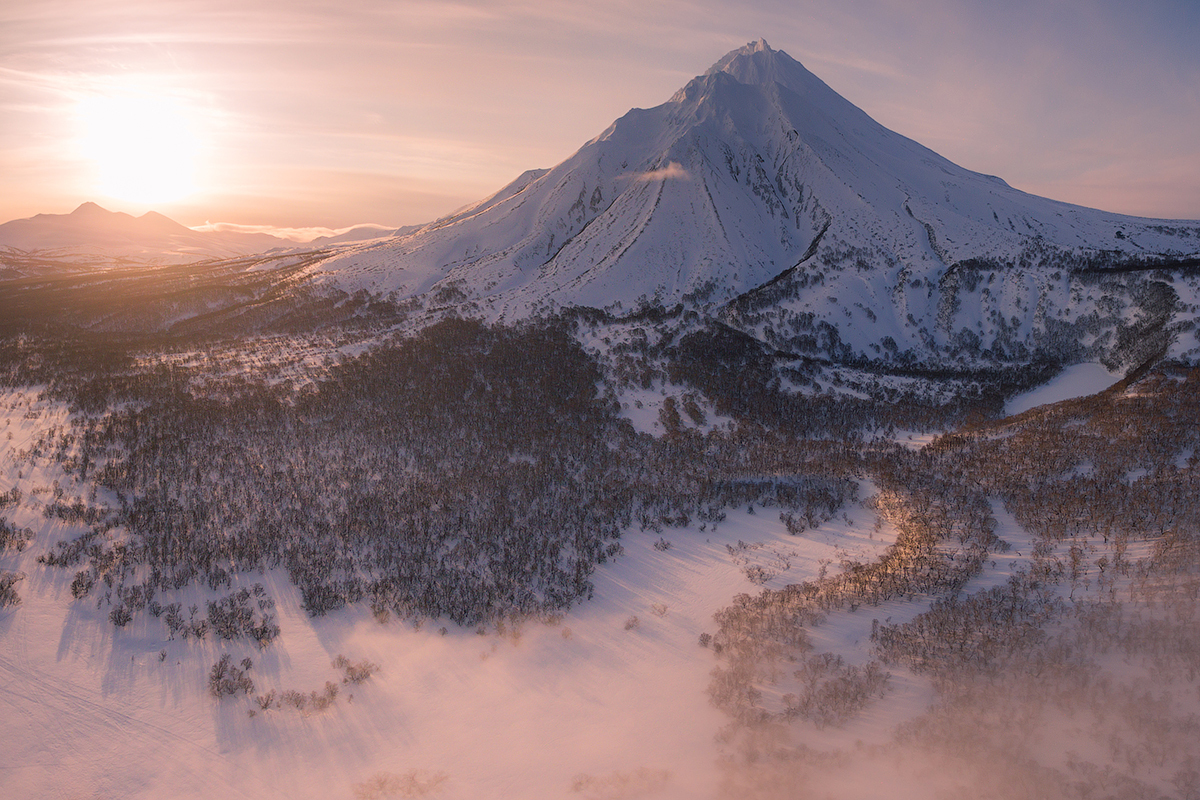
[633,162,691,182]
[192,220,395,242]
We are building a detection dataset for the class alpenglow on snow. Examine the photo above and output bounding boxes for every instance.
[310,39,1200,369]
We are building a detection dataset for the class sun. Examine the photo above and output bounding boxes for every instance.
[77,92,202,205]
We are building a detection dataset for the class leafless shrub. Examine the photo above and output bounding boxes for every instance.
[208,655,254,698]
[782,654,890,728]
[352,769,449,799]
[0,571,24,608]
[570,767,671,799]
[334,653,380,684]
[0,518,33,552]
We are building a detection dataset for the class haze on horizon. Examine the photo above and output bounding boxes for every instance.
[2,0,1199,235]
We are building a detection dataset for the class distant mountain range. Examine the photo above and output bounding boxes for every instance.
[0,202,291,264]
[0,203,406,271]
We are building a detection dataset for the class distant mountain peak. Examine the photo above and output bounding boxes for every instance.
[71,201,111,216]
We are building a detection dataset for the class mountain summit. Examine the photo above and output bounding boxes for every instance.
[313,40,1200,367]
[704,37,835,99]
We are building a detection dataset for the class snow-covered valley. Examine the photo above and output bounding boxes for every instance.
[1,387,903,799]
[3,37,1200,800]
[6,362,1200,799]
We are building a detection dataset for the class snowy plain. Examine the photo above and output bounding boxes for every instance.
[1,368,1190,799]
[1,389,907,800]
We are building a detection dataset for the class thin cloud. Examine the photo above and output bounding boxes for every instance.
[633,162,691,182]
[193,220,395,242]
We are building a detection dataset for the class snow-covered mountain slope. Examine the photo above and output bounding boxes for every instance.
[309,39,1200,367]
[308,223,415,247]
[0,202,292,267]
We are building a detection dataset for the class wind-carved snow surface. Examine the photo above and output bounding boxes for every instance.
[310,39,1200,370]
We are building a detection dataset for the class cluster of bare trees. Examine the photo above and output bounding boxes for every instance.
[251,655,378,715]
[208,655,255,698]
[32,319,636,628]
[782,654,890,728]
[709,364,1200,799]
[0,486,31,607]
[27,312,930,638]
[705,464,996,726]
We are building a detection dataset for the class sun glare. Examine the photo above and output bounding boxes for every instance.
[77,93,202,205]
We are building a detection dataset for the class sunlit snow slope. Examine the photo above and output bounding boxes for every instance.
[311,39,1200,337]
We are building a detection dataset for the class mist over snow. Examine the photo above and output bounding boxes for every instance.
[0,385,895,799]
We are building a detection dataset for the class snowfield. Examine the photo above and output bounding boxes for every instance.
[1004,362,1122,416]
[1,391,906,800]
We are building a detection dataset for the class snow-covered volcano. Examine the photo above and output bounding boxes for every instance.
[312,39,1200,338]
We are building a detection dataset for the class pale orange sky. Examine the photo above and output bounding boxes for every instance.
[2,0,1199,233]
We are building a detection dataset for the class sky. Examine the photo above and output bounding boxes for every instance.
[2,0,1199,235]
